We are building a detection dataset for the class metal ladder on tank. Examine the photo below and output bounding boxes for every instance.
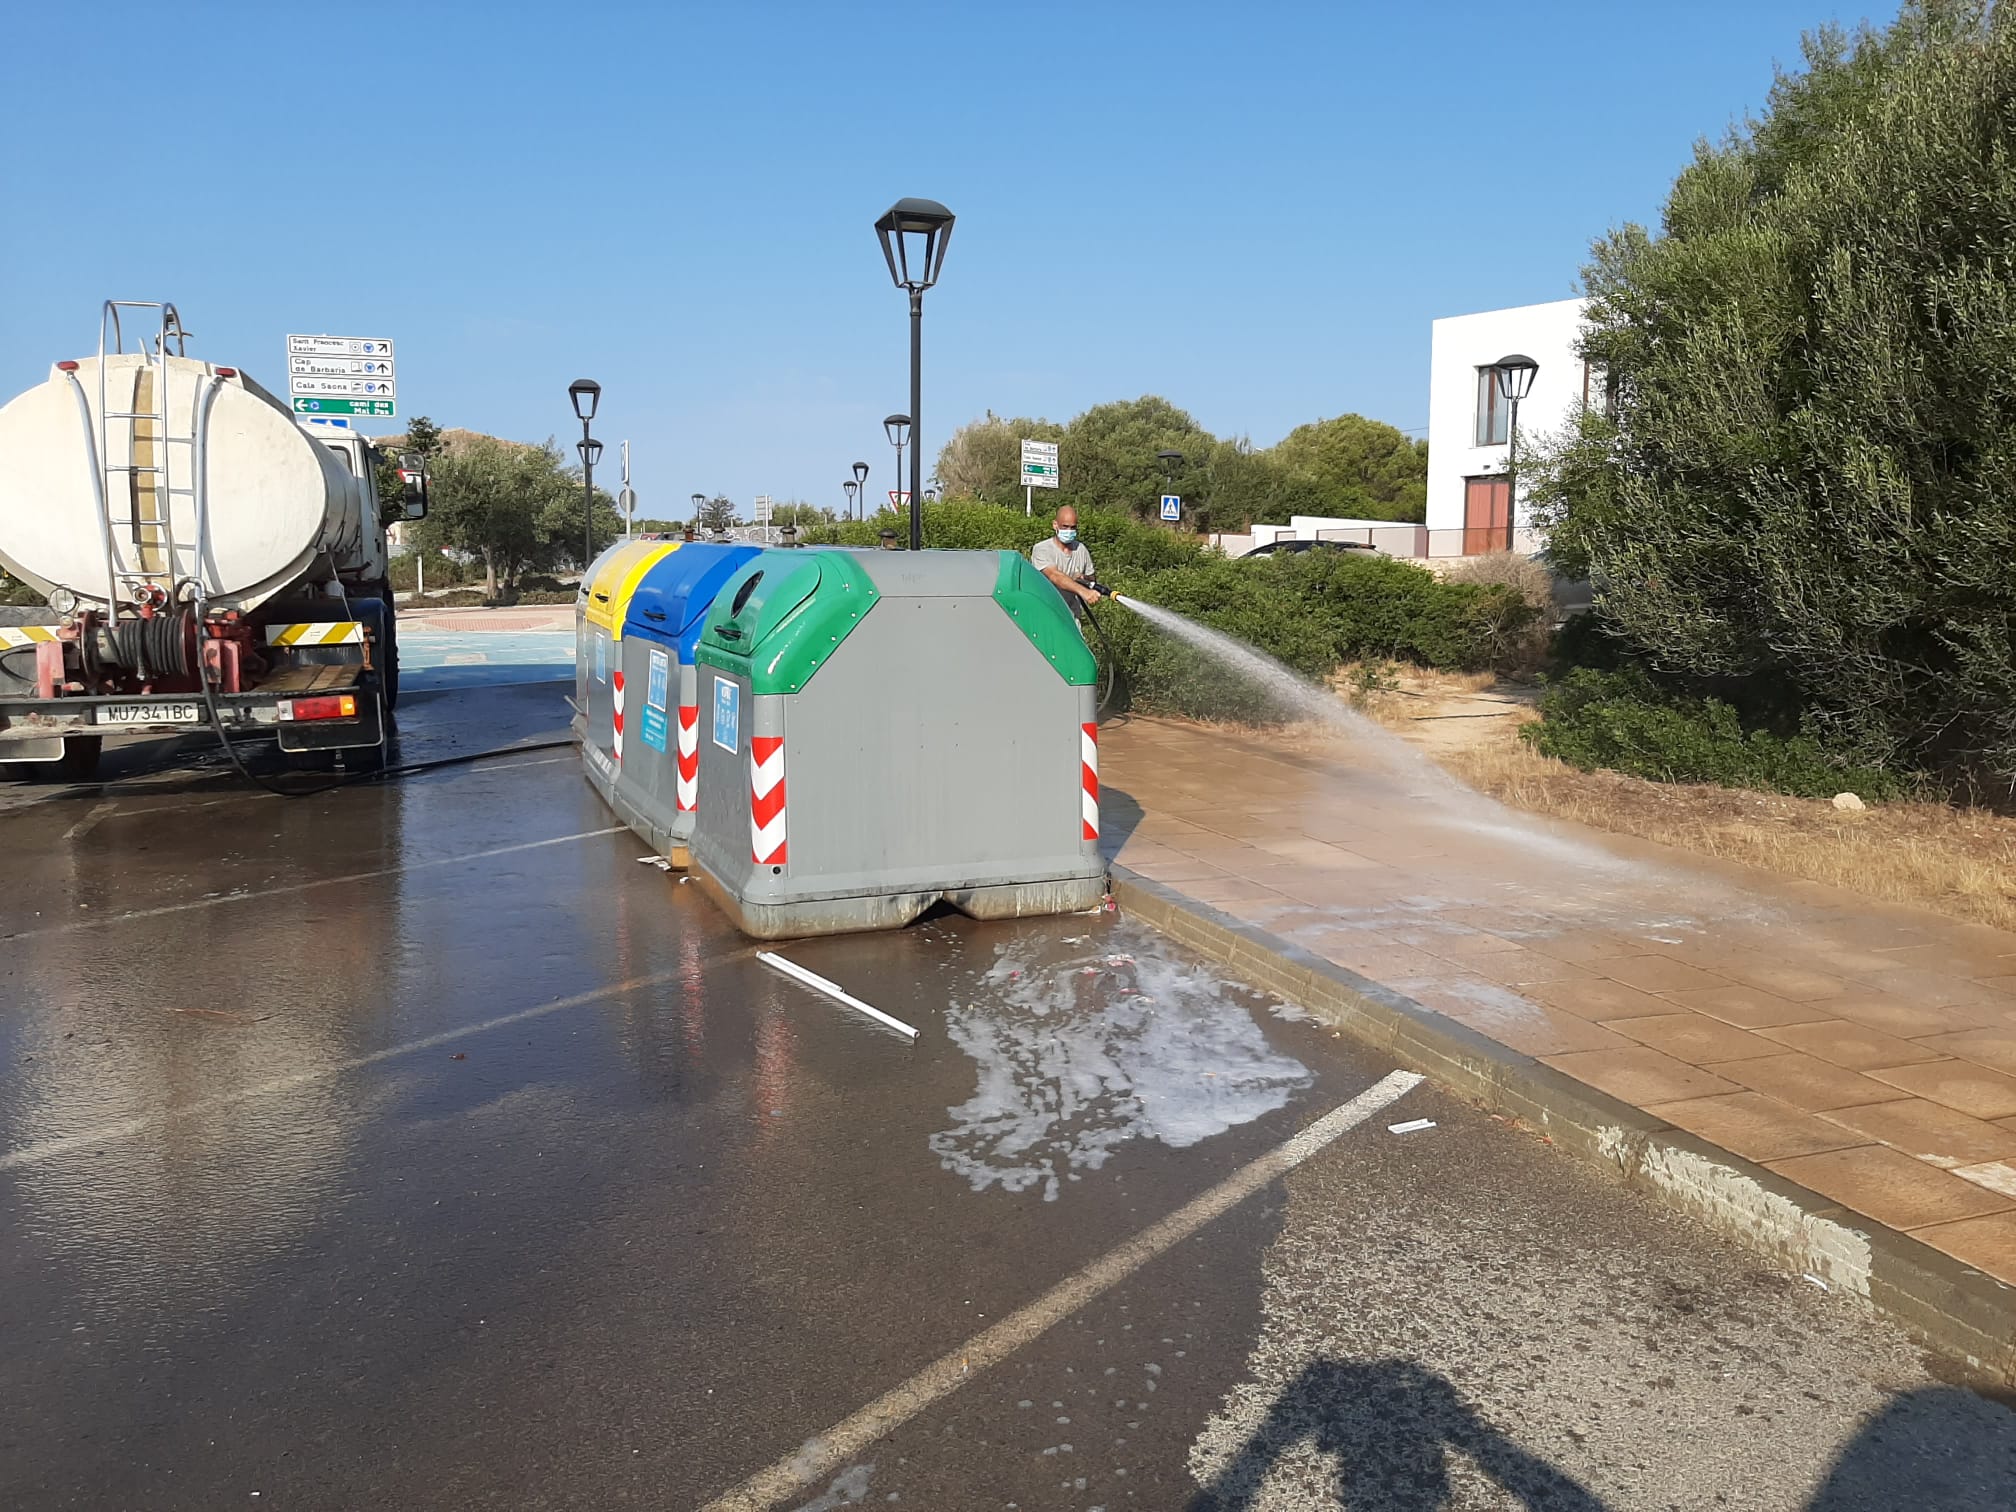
[85,300,219,619]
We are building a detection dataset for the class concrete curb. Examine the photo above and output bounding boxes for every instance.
[1111,867,2016,1387]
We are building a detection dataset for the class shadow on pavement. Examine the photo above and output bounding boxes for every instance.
[1188,1358,1609,1511]
[1805,1384,2016,1510]
[1189,1360,2016,1511]
[1101,782,1148,858]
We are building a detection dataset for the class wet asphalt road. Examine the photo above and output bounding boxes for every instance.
[2,676,2013,1511]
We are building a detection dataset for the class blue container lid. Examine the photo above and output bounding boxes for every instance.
[623,543,766,662]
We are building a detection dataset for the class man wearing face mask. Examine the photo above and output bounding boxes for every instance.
[1031,505,1103,618]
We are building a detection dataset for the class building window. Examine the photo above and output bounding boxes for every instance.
[1582,360,1615,416]
[1474,367,1508,446]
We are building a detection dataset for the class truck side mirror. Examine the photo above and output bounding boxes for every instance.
[397,465,429,521]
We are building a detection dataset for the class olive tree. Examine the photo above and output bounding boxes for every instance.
[1531,0,2016,786]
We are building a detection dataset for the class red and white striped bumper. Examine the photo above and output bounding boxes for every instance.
[751,734,787,865]
[1081,721,1099,841]
[676,704,700,811]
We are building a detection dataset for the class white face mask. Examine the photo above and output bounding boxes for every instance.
[1055,527,1078,545]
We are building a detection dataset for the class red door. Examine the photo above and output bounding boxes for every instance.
[1463,477,1511,554]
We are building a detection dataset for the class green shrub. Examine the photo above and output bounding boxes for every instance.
[1093,552,1534,722]
[387,552,479,593]
[800,498,1212,576]
[1524,668,1905,800]
[803,505,1532,723]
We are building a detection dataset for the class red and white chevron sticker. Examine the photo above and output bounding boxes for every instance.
[611,669,626,765]
[676,704,700,811]
[1081,722,1099,840]
[751,734,787,865]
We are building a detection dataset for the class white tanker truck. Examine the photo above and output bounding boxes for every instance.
[0,301,422,779]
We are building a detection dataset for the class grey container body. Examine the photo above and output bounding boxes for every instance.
[689,569,1104,938]
[595,647,704,860]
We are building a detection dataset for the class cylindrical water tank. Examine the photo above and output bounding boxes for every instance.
[0,354,366,613]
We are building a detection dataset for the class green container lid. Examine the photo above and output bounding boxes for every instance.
[992,551,1097,686]
[695,550,880,694]
[695,547,1095,693]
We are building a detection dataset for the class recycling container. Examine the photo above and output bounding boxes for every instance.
[594,542,764,862]
[687,547,1105,938]
[574,537,681,784]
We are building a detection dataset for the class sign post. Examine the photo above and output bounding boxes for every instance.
[619,440,633,541]
[286,334,397,421]
[1020,438,1059,516]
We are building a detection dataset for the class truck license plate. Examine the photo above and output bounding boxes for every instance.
[99,703,202,725]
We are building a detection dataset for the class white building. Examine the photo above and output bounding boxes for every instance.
[1209,296,1599,561]
[1425,297,1595,553]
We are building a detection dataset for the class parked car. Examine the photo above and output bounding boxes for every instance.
[1238,538,1378,559]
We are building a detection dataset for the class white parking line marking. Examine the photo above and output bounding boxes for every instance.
[0,825,626,942]
[0,968,683,1173]
[61,800,119,841]
[695,1069,1425,1512]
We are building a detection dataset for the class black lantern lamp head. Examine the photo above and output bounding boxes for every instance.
[1491,354,1539,404]
[578,437,604,468]
[884,413,911,448]
[568,377,601,423]
[851,460,870,486]
[873,198,956,292]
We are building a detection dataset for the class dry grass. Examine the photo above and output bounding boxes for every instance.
[1344,667,2016,932]
[1444,737,2016,930]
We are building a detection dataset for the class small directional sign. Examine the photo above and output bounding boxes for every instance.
[286,334,397,417]
[1160,494,1181,522]
[293,397,396,417]
[287,335,394,359]
[289,356,396,377]
[291,376,397,399]
[1020,438,1059,490]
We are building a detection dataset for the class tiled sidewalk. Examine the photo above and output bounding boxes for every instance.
[1100,715,2016,1285]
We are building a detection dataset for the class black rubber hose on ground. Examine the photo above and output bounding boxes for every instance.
[1082,599,1120,719]
[190,617,573,800]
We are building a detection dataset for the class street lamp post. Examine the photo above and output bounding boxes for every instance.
[1490,354,1540,552]
[1156,449,1183,525]
[568,378,601,570]
[873,197,955,551]
[883,414,910,530]
[851,460,870,520]
[843,479,860,518]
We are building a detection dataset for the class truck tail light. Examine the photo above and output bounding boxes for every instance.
[280,695,357,722]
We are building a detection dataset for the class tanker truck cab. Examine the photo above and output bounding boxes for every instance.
[0,301,408,781]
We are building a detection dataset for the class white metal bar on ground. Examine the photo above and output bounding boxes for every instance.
[756,951,920,1040]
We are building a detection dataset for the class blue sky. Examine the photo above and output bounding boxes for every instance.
[2,0,1862,516]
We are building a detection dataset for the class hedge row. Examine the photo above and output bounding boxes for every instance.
[1095,552,1533,720]
[1524,667,1904,801]
[806,501,1533,722]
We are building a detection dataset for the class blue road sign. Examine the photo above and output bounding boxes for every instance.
[1160,494,1181,522]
